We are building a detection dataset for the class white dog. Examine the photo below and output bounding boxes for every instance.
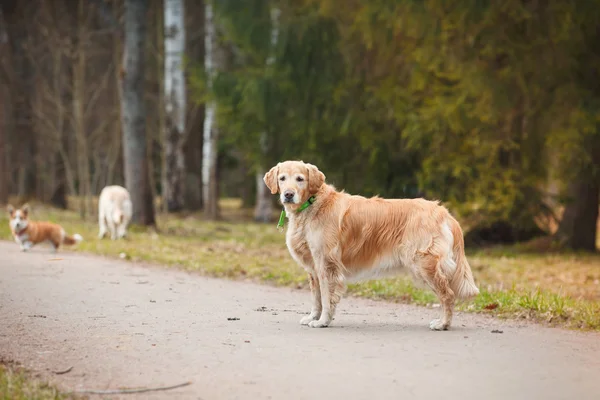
[98,185,133,240]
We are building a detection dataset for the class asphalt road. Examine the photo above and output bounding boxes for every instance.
[1,241,599,400]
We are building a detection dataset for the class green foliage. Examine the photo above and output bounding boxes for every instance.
[192,0,600,232]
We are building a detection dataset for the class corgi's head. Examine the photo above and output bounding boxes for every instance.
[7,203,30,234]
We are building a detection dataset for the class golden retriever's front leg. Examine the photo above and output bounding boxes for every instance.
[308,259,346,328]
[300,273,322,325]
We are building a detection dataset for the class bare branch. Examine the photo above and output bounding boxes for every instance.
[89,110,118,142]
[84,64,113,119]
[74,381,192,395]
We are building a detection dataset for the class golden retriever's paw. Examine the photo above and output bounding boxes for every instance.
[429,319,450,331]
[308,319,330,328]
[300,314,319,325]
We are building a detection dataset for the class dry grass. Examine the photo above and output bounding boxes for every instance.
[1,198,599,330]
[0,362,80,400]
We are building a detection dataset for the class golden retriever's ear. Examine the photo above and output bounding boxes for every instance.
[263,164,279,195]
[21,203,30,217]
[306,163,325,194]
[7,204,14,216]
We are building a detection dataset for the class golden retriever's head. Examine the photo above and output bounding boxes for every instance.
[264,161,325,205]
[7,203,30,233]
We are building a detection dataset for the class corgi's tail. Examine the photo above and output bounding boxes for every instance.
[63,233,83,246]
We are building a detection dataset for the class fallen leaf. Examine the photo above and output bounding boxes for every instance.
[484,303,499,310]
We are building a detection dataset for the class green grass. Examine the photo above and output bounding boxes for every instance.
[2,199,600,331]
[0,363,79,400]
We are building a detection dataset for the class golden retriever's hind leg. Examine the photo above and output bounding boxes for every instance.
[300,273,322,325]
[309,261,345,328]
[422,255,455,331]
[328,269,346,318]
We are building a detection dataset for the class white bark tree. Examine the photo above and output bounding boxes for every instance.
[202,1,222,219]
[254,7,280,222]
[163,0,186,212]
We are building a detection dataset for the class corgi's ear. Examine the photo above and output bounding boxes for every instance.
[21,203,30,217]
[7,204,14,216]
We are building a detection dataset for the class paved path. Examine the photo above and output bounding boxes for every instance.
[1,241,599,400]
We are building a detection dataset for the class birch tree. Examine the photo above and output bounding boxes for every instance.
[121,0,156,226]
[163,0,186,212]
[254,6,280,223]
[202,0,221,219]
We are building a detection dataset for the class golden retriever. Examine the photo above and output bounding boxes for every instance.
[264,160,479,330]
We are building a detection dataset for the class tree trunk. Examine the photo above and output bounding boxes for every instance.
[253,7,280,223]
[184,107,204,210]
[0,84,7,204]
[50,152,68,210]
[121,0,156,226]
[73,0,92,218]
[108,0,123,188]
[556,180,599,251]
[163,0,186,212]
[50,51,69,209]
[183,0,204,211]
[254,170,274,222]
[0,12,9,205]
[3,2,36,200]
[202,1,220,219]
[555,134,600,251]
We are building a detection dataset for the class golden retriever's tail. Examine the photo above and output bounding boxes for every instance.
[449,218,479,299]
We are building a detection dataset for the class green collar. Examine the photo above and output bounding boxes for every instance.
[277,196,316,230]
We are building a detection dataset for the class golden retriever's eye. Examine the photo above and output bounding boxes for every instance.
[279,176,286,181]
[296,176,304,182]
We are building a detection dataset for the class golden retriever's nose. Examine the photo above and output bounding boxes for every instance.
[283,190,295,201]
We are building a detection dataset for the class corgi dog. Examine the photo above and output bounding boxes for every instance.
[7,204,83,252]
[98,185,133,240]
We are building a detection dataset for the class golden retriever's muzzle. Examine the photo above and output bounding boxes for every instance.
[282,190,296,203]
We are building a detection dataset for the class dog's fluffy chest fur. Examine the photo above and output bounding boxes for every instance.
[285,215,316,272]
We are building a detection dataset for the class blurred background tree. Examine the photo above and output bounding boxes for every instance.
[0,0,598,249]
